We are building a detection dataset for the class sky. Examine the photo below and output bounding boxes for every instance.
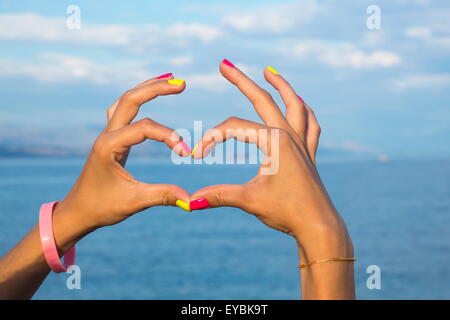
[0,0,449,159]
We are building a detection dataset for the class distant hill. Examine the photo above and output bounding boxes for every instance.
[0,144,85,158]
[0,142,386,161]
[0,142,167,158]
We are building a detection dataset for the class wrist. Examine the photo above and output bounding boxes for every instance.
[291,214,354,263]
[292,219,356,300]
[51,202,96,254]
[298,226,353,262]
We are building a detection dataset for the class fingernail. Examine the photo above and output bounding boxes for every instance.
[191,143,198,157]
[190,198,209,210]
[157,73,173,79]
[168,79,185,85]
[297,95,305,103]
[266,66,279,75]
[176,200,191,212]
[178,139,191,154]
[222,59,236,68]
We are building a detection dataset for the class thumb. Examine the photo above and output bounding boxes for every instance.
[192,184,246,209]
[138,183,191,208]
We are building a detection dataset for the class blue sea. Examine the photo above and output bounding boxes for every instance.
[0,157,449,299]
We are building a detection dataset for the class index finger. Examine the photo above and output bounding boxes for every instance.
[107,118,191,157]
[106,73,174,123]
[191,116,277,160]
[219,60,288,128]
[106,79,186,132]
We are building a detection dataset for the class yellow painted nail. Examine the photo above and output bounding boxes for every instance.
[168,79,185,85]
[191,144,198,157]
[175,200,191,212]
[266,66,279,75]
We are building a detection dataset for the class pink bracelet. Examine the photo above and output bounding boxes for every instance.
[39,201,76,273]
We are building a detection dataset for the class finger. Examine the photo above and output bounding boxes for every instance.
[106,78,186,131]
[191,184,246,209]
[137,183,191,208]
[191,116,271,159]
[305,105,321,164]
[108,118,191,157]
[219,60,287,128]
[106,73,174,123]
[263,69,307,135]
[135,73,174,89]
[106,73,176,167]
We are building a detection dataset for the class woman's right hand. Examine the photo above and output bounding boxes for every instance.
[0,74,196,300]
[191,61,355,299]
[52,75,192,251]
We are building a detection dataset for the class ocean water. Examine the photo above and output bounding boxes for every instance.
[0,157,449,299]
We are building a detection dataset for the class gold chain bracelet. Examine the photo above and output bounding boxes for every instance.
[298,257,356,269]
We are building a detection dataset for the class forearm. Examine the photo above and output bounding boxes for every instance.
[294,214,355,300]
[0,205,92,299]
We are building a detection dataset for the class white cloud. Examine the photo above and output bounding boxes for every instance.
[321,48,401,68]
[0,13,223,48]
[398,0,432,6]
[0,13,134,45]
[362,31,385,48]
[404,26,450,50]
[322,141,389,161]
[432,37,450,48]
[322,141,380,154]
[167,23,223,43]
[169,55,193,67]
[405,27,433,39]
[394,73,450,90]
[186,73,228,92]
[0,53,149,85]
[280,40,401,68]
[232,63,260,78]
[0,52,230,92]
[222,1,322,33]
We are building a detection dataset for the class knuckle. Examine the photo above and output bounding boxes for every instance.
[310,122,321,134]
[253,89,273,105]
[214,191,225,207]
[93,134,113,157]
[160,189,170,206]
[137,118,155,130]
[120,89,138,105]
[139,118,154,126]
[225,116,239,125]
[137,118,155,135]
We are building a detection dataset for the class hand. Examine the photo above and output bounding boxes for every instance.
[191,62,353,261]
[0,74,196,300]
[55,74,191,236]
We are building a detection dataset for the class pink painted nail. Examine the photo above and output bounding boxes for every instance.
[156,73,173,79]
[297,95,305,103]
[222,59,236,68]
[179,140,191,154]
[190,198,209,210]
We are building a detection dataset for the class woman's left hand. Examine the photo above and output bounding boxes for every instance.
[54,75,191,246]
